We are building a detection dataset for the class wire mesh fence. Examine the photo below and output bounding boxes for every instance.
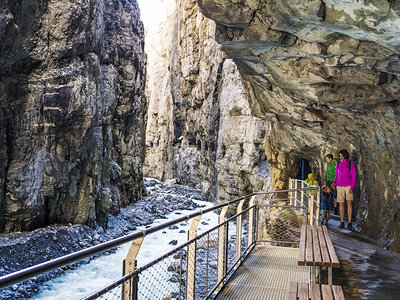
[81,186,313,300]
[84,271,139,300]
[138,248,185,300]
[95,284,122,300]
[194,230,218,299]
[84,206,256,300]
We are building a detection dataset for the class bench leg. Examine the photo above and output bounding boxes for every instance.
[328,267,332,285]
[312,266,316,283]
[316,267,320,284]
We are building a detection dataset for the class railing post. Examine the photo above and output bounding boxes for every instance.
[122,236,144,300]
[288,178,292,204]
[316,189,321,226]
[309,194,315,225]
[247,195,256,247]
[235,199,245,263]
[255,197,260,243]
[186,215,201,300]
[217,206,229,285]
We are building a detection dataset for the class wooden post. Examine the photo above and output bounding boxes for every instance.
[247,196,256,247]
[288,178,292,204]
[301,181,305,207]
[309,194,315,225]
[217,206,229,284]
[186,215,201,300]
[316,189,321,226]
[235,199,245,263]
[122,236,144,300]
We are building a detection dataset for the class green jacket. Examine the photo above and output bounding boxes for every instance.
[326,160,337,181]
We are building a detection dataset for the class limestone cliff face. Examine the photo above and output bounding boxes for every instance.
[197,0,400,250]
[143,0,268,201]
[0,0,146,232]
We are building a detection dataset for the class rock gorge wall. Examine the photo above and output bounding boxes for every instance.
[143,0,269,201]
[197,0,400,250]
[0,0,146,232]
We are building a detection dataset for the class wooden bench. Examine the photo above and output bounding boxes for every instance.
[298,225,340,284]
[288,282,345,300]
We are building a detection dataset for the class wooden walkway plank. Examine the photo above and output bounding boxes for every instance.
[311,283,321,300]
[299,282,309,300]
[332,285,345,300]
[312,227,322,266]
[298,224,306,266]
[321,285,334,300]
[288,282,298,300]
[322,226,340,268]
[306,225,314,266]
[317,226,331,267]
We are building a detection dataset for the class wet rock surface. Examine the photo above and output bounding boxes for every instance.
[328,218,400,299]
[0,178,208,299]
[196,0,400,250]
[0,0,146,233]
[321,218,400,300]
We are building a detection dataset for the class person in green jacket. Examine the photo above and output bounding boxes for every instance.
[325,154,337,186]
[305,173,319,197]
[325,153,338,214]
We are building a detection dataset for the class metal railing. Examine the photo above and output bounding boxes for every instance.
[0,186,319,300]
[288,178,320,225]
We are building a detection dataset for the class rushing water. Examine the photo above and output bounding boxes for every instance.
[32,199,219,300]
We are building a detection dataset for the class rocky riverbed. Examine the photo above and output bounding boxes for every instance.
[0,178,209,299]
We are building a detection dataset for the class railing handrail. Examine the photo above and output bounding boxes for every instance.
[0,187,316,289]
[291,178,319,189]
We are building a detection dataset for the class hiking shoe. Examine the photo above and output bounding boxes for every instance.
[347,222,354,231]
[338,222,345,229]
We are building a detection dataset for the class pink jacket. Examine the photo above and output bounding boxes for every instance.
[333,159,356,190]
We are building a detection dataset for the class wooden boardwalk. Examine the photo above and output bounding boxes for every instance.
[216,245,310,300]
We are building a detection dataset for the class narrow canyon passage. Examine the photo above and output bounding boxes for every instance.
[138,0,270,202]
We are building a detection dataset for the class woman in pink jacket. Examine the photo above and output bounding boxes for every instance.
[331,149,356,231]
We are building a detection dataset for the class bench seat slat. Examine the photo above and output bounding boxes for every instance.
[312,227,322,266]
[306,225,314,266]
[288,282,298,300]
[289,283,345,300]
[299,282,309,300]
[332,285,345,300]
[322,226,340,268]
[298,224,306,266]
[321,285,334,300]
[311,283,321,300]
[317,226,331,267]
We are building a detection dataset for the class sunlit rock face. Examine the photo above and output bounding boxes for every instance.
[197,0,400,250]
[143,0,269,201]
[0,0,146,232]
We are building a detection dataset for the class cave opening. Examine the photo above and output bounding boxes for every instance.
[298,158,312,181]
